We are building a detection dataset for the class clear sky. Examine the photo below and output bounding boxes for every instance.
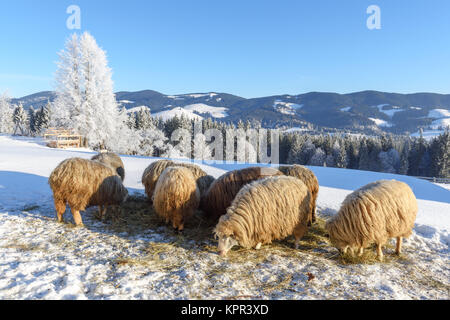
[0,0,449,98]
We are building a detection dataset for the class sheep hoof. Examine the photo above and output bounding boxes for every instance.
[255,243,262,250]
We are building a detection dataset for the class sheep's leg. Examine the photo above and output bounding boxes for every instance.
[358,247,364,256]
[71,209,84,226]
[311,205,316,223]
[348,247,355,256]
[101,206,108,221]
[54,199,66,223]
[376,243,384,261]
[294,224,308,249]
[395,237,402,255]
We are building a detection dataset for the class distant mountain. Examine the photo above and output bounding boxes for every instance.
[11,91,55,110]
[12,90,450,135]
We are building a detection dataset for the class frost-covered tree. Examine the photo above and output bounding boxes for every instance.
[77,32,120,149]
[0,93,14,133]
[52,33,82,128]
[135,108,153,130]
[378,148,400,173]
[28,106,37,136]
[13,104,28,135]
[53,32,122,149]
[308,147,326,166]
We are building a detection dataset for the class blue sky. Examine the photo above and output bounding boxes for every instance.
[0,0,449,98]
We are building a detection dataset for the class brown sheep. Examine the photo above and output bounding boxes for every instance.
[278,165,319,225]
[91,152,125,182]
[153,166,200,231]
[200,166,283,222]
[141,160,209,201]
[213,176,312,256]
[325,180,418,261]
[48,158,129,226]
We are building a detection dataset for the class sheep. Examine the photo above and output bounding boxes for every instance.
[91,151,125,182]
[153,166,200,231]
[141,160,209,201]
[200,166,283,222]
[213,175,312,256]
[325,179,418,261]
[278,165,319,225]
[48,157,129,226]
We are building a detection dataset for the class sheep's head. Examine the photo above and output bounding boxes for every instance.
[325,220,350,254]
[171,215,185,232]
[217,235,239,257]
[112,177,128,204]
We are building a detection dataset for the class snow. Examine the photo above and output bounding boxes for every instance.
[152,104,229,121]
[410,129,446,141]
[283,127,308,133]
[369,118,394,128]
[375,104,405,118]
[183,104,229,118]
[126,106,150,114]
[152,107,203,121]
[273,100,303,116]
[430,118,450,129]
[0,135,449,300]
[427,109,450,119]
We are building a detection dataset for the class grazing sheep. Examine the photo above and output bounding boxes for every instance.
[153,166,200,231]
[91,152,125,182]
[141,160,208,201]
[197,174,215,198]
[213,176,311,256]
[325,180,418,261]
[278,165,319,225]
[200,166,283,222]
[48,158,129,226]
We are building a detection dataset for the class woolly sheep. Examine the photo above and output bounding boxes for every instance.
[153,166,200,231]
[278,165,319,225]
[91,151,125,182]
[213,175,312,256]
[48,158,129,226]
[141,160,209,201]
[325,179,418,261]
[200,166,283,222]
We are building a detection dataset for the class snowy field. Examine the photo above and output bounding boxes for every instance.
[0,134,449,300]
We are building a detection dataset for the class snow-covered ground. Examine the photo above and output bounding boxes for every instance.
[0,135,448,300]
[369,118,394,128]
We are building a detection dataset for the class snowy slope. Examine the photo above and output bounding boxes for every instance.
[369,118,393,128]
[0,135,448,300]
[152,107,204,121]
[182,104,229,118]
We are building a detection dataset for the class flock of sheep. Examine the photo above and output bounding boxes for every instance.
[48,152,418,262]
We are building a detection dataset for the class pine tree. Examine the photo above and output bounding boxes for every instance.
[28,106,36,136]
[358,139,371,171]
[77,32,120,149]
[399,140,410,175]
[0,93,14,134]
[430,131,450,178]
[53,32,122,149]
[13,104,28,135]
[52,33,82,128]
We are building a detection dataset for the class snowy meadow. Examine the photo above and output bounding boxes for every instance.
[0,135,448,300]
